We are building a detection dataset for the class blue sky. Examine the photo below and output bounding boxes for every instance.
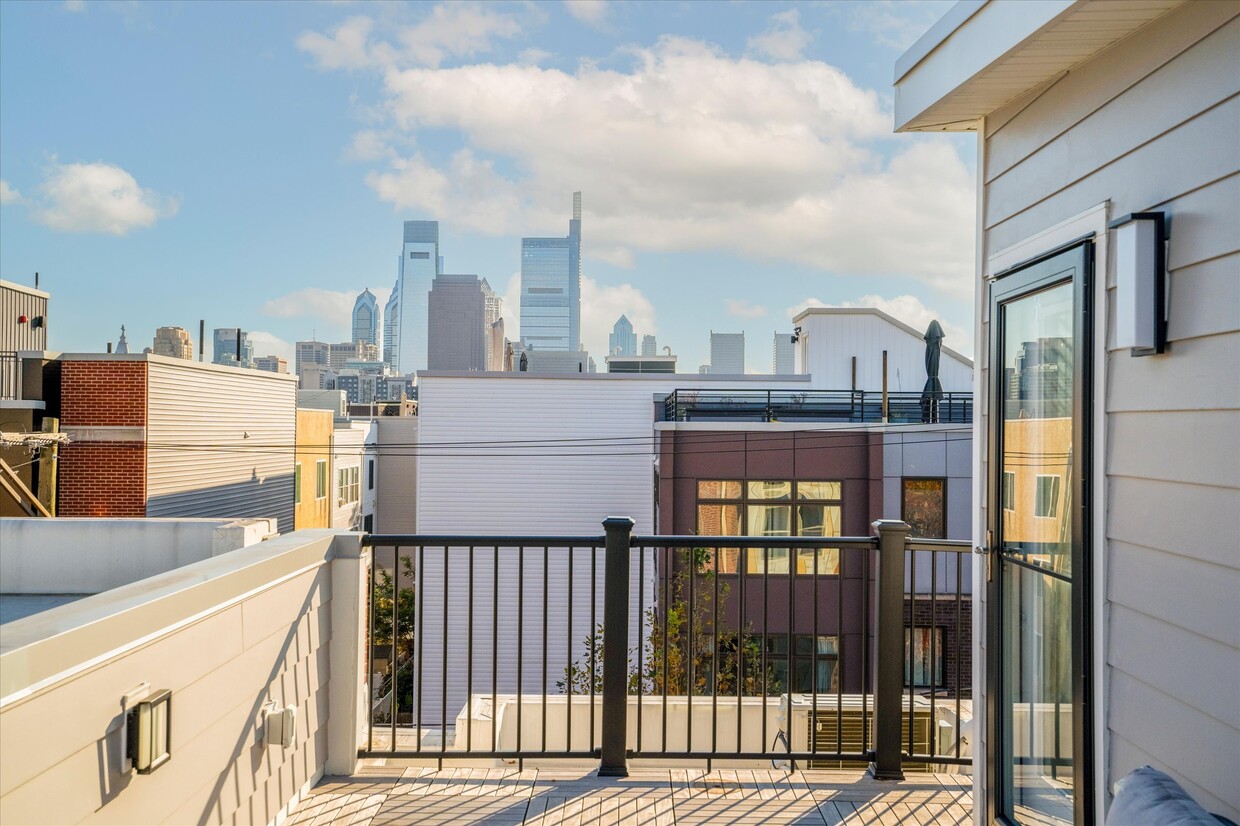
[0,0,974,373]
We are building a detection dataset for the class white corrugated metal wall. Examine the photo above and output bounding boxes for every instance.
[146,357,296,532]
[413,373,811,723]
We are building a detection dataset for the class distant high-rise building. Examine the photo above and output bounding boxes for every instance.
[520,192,581,351]
[299,364,336,391]
[152,326,193,359]
[772,332,795,374]
[481,279,504,371]
[115,325,129,354]
[428,274,486,371]
[710,331,745,374]
[253,355,288,373]
[329,341,373,371]
[213,328,252,367]
[352,288,379,347]
[641,335,658,356]
[392,221,439,374]
[383,283,400,372]
[609,315,637,357]
[295,340,329,377]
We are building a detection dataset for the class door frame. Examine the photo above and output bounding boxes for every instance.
[982,202,1110,825]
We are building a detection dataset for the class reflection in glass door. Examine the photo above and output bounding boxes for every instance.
[990,243,1091,825]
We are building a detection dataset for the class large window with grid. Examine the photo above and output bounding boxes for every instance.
[696,480,842,574]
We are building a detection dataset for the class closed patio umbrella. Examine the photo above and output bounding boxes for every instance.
[921,320,945,423]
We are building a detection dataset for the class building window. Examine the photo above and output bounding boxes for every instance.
[294,463,302,505]
[337,466,360,507]
[410,251,429,259]
[902,478,946,538]
[1002,471,1016,511]
[315,460,327,499]
[368,459,375,490]
[696,480,842,575]
[768,634,840,693]
[1034,474,1060,518]
[905,627,944,687]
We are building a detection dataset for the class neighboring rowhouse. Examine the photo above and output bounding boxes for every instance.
[896,2,1239,823]
[37,353,297,531]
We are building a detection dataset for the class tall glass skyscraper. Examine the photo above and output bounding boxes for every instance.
[520,192,581,351]
[352,288,379,348]
[389,220,440,374]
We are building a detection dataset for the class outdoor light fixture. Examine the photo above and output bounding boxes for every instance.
[124,688,172,774]
[1110,211,1167,355]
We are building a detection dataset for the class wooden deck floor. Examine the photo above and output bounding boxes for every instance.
[288,764,974,825]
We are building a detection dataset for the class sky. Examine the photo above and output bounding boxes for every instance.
[0,0,975,374]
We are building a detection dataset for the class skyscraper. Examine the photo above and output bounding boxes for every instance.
[428,274,486,371]
[213,328,252,367]
[520,192,581,351]
[772,332,795,374]
[114,325,129,354]
[609,315,637,357]
[295,340,329,377]
[481,279,504,371]
[152,326,193,359]
[641,335,658,356]
[383,285,400,372]
[710,331,745,374]
[390,220,439,374]
[352,288,379,347]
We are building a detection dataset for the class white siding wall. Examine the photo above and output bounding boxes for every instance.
[331,425,365,531]
[414,374,809,723]
[980,3,1240,818]
[795,311,973,392]
[146,358,297,533]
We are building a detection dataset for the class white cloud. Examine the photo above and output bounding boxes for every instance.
[788,293,972,356]
[261,287,357,323]
[322,33,973,296]
[34,161,178,235]
[0,180,21,204]
[564,0,607,29]
[726,299,768,319]
[581,276,655,359]
[247,331,295,364]
[746,9,811,62]
[847,1,955,51]
[345,129,396,162]
[518,47,553,66]
[297,4,522,71]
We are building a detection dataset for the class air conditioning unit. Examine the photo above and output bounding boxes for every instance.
[778,694,938,771]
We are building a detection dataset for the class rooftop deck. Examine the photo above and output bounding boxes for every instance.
[290,766,974,825]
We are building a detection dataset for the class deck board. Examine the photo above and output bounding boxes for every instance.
[289,765,974,825]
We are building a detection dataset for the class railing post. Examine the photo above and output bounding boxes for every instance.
[871,519,910,780]
[598,516,634,777]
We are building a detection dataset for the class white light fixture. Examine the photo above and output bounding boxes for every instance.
[125,688,172,774]
[1110,211,1167,355]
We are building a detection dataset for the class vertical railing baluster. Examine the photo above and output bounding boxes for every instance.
[737,545,746,756]
[441,545,449,767]
[931,548,938,758]
[687,544,695,756]
[416,544,424,755]
[467,544,474,755]
[812,541,820,763]
[762,547,769,758]
[542,545,549,755]
[871,519,909,780]
[590,545,597,757]
[956,550,963,760]
[712,543,720,759]
[662,544,670,754]
[517,545,524,766]
[492,546,498,755]
[368,549,375,754]
[637,541,644,755]
[837,544,844,758]
[908,549,916,757]
[567,546,574,754]
[599,517,634,777]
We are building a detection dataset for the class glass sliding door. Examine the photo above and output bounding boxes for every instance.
[988,242,1092,825]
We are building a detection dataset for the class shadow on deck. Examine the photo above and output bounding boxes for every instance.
[288,765,973,825]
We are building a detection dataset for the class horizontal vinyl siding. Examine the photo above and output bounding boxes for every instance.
[800,313,972,392]
[983,4,1240,818]
[413,375,807,722]
[146,361,296,532]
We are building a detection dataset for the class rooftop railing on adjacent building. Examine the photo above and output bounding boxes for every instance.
[0,351,18,400]
[360,520,973,780]
[660,389,972,424]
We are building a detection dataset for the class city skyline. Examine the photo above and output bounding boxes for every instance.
[0,1,973,373]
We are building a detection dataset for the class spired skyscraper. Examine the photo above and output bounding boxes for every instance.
[520,192,581,351]
[609,315,637,356]
[386,221,440,375]
[352,288,379,348]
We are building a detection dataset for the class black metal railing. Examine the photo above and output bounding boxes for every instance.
[660,389,972,424]
[359,521,972,778]
[0,351,18,400]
